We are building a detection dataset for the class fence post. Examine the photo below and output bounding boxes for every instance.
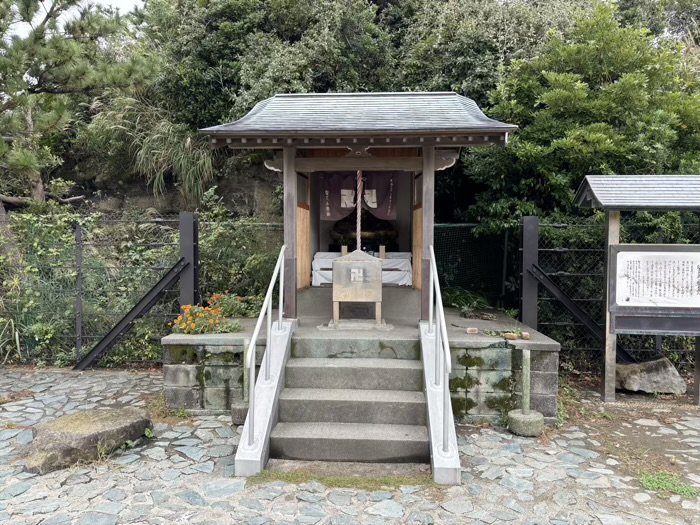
[520,216,539,329]
[179,212,200,308]
[75,223,83,361]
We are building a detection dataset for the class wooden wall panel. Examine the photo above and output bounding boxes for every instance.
[412,206,422,290]
[297,206,311,289]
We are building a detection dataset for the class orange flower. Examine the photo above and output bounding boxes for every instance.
[190,322,196,330]
[209,319,214,325]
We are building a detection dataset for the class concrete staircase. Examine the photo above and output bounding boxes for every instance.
[269,337,430,463]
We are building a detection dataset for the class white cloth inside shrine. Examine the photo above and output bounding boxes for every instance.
[311,252,412,286]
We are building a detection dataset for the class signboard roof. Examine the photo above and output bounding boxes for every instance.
[575,175,700,211]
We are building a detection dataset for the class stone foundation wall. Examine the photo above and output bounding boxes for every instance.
[161,334,265,415]
[449,343,559,425]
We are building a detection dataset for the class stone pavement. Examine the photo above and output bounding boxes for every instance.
[0,369,699,524]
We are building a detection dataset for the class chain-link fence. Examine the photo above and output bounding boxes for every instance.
[536,214,700,374]
[0,213,182,367]
[434,224,514,306]
[0,212,286,368]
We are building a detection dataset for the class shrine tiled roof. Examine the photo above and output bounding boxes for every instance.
[200,92,516,140]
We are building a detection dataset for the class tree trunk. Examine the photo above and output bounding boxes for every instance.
[24,106,46,202]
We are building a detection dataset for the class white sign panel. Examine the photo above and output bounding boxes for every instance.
[616,251,700,308]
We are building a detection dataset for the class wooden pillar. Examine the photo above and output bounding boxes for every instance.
[603,210,620,402]
[283,147,297,318]
[695,337,700,406]
[421,146,435,320]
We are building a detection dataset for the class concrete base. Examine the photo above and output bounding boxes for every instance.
[419,322,461,485]
[235,321,295,477]
[507,409,544,437]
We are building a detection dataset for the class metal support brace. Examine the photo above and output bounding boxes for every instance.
[73,258,188,370]
[75,223,83,361]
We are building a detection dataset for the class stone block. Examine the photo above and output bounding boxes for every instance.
[450,391,468,421]
[461,347,513,370]
[202,365,244,389]
[451,347,512,370]
[163,365,198,388]
[205,346,262,365]
[204,387,244,411]
[204,344,240,354]
[466,391,514,416]
[164,387,201,410]
[448,367,467,392]
[513,371,559,396]
[465,369,512,393]
[162,344,203,365]
[231,401,248,425]
[512,393,557,418]
[512,350,559,373]
[24,408,151,474]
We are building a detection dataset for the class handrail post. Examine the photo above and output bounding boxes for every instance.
[265,297,272,381]
[278,249,284,330]
[428,263,434,335]
[245,244,285,449]
[443,365,449,453]
[434,307,441,386]
[248,346,255,446]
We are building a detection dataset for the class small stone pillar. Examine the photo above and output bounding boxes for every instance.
[508,348,544,437]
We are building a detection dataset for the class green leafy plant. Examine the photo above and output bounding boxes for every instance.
[174,405,191,419]
[443,287,490,318]
[144,427,155,439]
[209,291,265,318]
[639,471,700,498]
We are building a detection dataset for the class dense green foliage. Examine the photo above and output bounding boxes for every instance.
[2,0,700,366]
[3,0,699,218]
[0,188,282,366]
[466,4,700,231]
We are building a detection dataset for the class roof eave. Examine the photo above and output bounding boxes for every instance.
[198,127,517,137]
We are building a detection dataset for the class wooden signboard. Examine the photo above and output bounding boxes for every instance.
[609,244,700,335]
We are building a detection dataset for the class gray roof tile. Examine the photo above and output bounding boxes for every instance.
[576,175,700,211]
[200,92,516,136]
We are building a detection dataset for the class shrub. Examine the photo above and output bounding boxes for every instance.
[170,304,239,335]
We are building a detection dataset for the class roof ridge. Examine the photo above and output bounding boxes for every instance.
[274,91,458,98]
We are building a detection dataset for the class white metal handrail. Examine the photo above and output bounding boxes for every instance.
[245,245,285,447]
[428,245,452,453]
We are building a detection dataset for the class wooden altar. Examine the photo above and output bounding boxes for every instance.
[200,92,516,320]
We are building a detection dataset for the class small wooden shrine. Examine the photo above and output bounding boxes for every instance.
[200,92,516,320]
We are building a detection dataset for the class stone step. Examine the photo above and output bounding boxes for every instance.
[285,358,423,391]
[291,336,420,360]
[269,422,430,463]
[279,388,426,425]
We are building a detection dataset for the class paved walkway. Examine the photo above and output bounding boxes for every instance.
[0,369,699,525]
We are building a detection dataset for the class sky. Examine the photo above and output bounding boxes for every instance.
[100,0,144,12]
[7,0,145,38]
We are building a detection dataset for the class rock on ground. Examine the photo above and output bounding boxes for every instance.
[615,357,686,395]
[23,408,151,474]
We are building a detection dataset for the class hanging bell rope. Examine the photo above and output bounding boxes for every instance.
[356,170,363,251]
